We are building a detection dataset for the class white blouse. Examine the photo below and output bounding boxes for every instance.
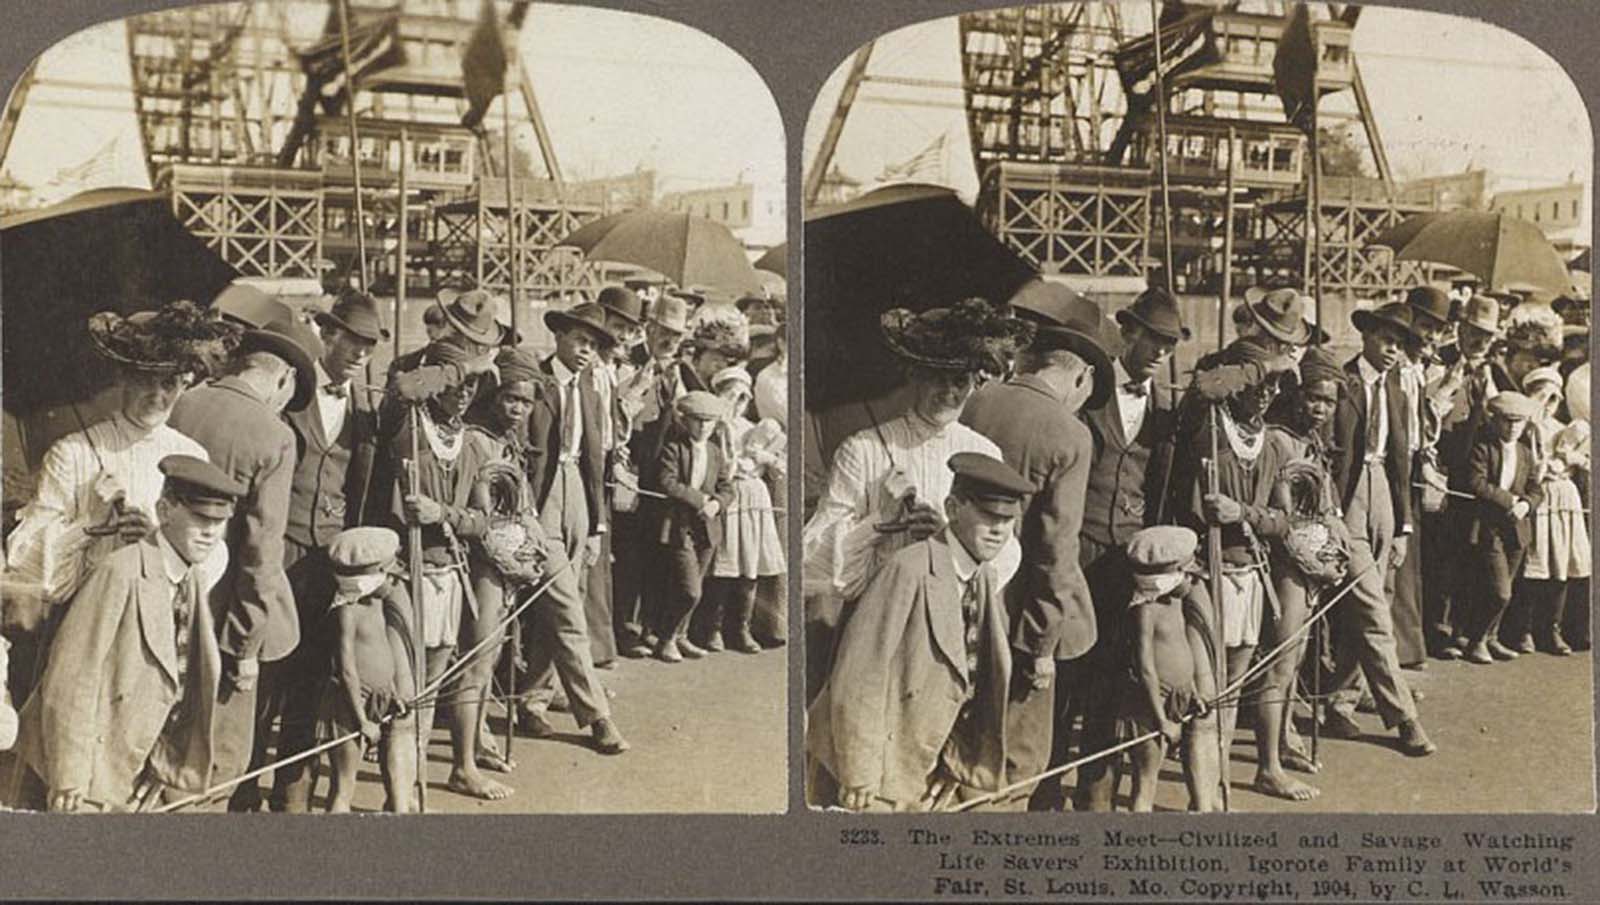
[5,413,207,604]
[802,411,1019,600]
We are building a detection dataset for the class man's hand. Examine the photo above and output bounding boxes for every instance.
[839,784,877,811]
[403,493,444,525]
[1389,535,1409,570]
[48,787,84,813]
[903,502,945,541]
[583,534,602,567]
[1511,499,1531,520]
[1024,654,1055,692]
[113,508,155,544]
[701,499,722,520]
[1202,492,1244,525]
[226,655,260,693]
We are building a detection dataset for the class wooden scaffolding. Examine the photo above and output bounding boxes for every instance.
[162,163,323,279]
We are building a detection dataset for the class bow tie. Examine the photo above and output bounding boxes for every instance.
[322,383,349,399]
[1122,380,1149,398]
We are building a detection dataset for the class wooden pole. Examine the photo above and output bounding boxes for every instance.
[336,0,370,292]
[396,126,408,360]
[1309,104,1325,342]
[405,410,427,813]
[1220,126,1236,353]
[1149,0,1182,526]
[503,93,520,336]
[1205,411,1230,812]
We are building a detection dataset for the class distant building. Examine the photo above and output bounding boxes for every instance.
[659,179,785,249]
[1490,181,1586,251]
[1395,169,1489,211]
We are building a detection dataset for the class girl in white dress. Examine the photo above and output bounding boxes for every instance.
[1512,367,1590,654]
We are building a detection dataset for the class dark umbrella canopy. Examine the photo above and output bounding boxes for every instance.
[753,241,786,277]
[2,187,240,415]
[804,183,1036,410]
[1373,209,1574,295]
[558,209,763,296]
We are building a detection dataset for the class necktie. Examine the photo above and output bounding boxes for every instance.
[1366,374,1385,455]
[1123,380,1149,398]
[323,382,348,399]
[565,380,581,456]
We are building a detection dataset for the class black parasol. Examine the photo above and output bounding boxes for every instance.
[804,183,1036,411]
[1,188,239,416]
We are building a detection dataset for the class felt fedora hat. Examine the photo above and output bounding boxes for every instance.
[240,315,323,413]
[1350,301,1418,339]
[597,285,644,325]
[316,288,390,343]
[1405,285,1455,327]
[544,302,619,348]
[649,295,690,334]
[1115,286,1191,341]
[434,288,504,346]
[1029,294,1114,410]
[1241,286,1328,346]
[1459,294,1503,337]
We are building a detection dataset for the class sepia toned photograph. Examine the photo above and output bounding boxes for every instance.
[0,0,786,815]
[802,0,1594,814]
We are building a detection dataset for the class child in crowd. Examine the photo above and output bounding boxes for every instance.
[1117,526,1221,812]
[314,526,418,813]
[1511,368,1591,655]
[648,391,734,663]
[696,367,785,653]
[1462,393,1544,665]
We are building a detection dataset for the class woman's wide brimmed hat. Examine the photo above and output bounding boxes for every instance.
[87,299,239,380]
[880,297,1035,373]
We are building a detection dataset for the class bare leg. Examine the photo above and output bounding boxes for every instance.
[411,645,454,803]
[1129,737,1165,812]
[327,737,361,813]
[1184,710,1222,812]
[1254,576,1320,801]
[383,648,419,814]
[1217,644,1254,802]
[446,573,515,801]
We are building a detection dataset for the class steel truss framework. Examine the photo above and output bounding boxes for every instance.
[431,196,605,300]
[1255,193,1435,296]
[982,161,1149,277]
[164,164,323,278]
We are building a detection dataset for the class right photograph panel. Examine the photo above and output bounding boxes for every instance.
[800,1,1594,814]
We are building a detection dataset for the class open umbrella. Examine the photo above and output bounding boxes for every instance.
[1372,210,1574,295]
[557,209,762,296]
[754,242,786,277]
[2,187,239,417]
[805,183,1036,410]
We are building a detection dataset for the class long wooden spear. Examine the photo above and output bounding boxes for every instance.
[335,0,369,291]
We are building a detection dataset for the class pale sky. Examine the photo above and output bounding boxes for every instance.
[804,3,1592,231]
[3,1,784,201]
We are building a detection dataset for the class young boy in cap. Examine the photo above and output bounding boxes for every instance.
[10,455,242,812]
[807,452,1031,812]
[314,526,417,813]
[647,390,735,662]
[1460,392,1545,665]
[1118,525,1220,813]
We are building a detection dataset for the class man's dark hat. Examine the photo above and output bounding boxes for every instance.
[948,451,1036,518]
[159,454,246,518]
[597,286,644,326]
[1350,301,1418,339]
[881,298,1035,374]
[87,300,237,380]
[327,526,401,575]
[1115,286,1192,341]
[239,315,323,413]
[1241,287,1328,346]
[316,288,391,343]
[1028,294,1113,410]
[544,302,618,348]
[1405,285,1455,327]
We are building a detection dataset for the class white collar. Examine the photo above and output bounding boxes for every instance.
[1113,357,1148,392]
[316,360,346,393]
[945,528,981,583]
[1356,355,1386,385]
[550,356,579,387]
[155,530,191,584]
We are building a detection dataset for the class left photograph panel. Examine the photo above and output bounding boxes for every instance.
[0,0,787,815]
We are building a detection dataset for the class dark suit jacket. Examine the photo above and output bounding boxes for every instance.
[1465,433,1543,550]
[15,538,221,808]
[169,377,299,663]
[1329,358,1413,533]
[806,533,1012,804]
[961,374,1096,661]
[526,357,607,534]
[284,374,379,551]
[647,426,734,549]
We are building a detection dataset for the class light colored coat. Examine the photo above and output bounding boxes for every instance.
[16,537,222,810]
[807,533,1011,806]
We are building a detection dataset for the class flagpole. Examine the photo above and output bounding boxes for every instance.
[1221,125,1235,353]
[336,0,369,292]
[1150,0,1177,303]
[396,125,408,360]
[503,90,520,337]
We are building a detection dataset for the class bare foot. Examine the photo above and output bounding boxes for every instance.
[447,768,515,801]
[1282,743,1322,775]
[1253,770,1320,801]
[476,749,516,773]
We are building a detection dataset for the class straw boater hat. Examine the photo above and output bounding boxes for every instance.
[1241,286,1329,346]
[880,297,1035,373]
[1115,287,1191,341]
[87,299,238,381]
